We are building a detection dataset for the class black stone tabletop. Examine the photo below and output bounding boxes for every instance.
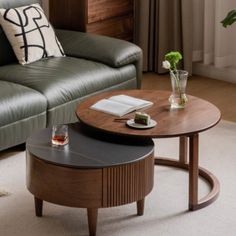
[26,123,154,169]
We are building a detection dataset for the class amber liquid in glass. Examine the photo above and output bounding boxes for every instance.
[52,135,68,146]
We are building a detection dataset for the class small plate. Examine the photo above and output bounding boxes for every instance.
[126,119,157,129]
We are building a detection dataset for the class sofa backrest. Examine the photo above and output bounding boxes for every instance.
[0,0,41,66]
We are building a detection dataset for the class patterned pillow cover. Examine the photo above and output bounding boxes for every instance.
[0,3,65,65]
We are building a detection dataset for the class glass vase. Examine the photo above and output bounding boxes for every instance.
[169,70,188,109]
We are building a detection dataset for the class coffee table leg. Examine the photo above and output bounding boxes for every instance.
[137,198,145,216]
[34,197,43,217]
[87,208,98,236]
[179,136,188,164]
[189,134,199,210]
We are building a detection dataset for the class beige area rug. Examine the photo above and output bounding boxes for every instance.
[0,120,236,236]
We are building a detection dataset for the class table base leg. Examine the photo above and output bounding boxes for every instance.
[87,208,98,236]
[34,197,43,217]
[179,136,188,164]
[137,198,145,216]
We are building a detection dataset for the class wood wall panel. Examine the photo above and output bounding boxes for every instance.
[86,15,133,40]
[49,0,134,41]
[50,0,86,31]
[87,0,133,23]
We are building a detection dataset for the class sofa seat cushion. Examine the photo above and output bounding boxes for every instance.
[0,80,47,127]
[0,57,136,109]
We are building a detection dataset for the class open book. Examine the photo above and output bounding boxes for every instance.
[90,95,153,117]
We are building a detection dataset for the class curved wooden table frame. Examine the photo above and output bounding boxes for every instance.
[76,90,222,211]
[156,136,220,211]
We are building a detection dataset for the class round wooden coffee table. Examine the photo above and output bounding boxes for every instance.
[26,123,154,236]
[76,90,221,211]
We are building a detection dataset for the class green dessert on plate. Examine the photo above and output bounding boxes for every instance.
[134,112,151,125]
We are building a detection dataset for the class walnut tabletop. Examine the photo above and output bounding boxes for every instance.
[76,90,221,138]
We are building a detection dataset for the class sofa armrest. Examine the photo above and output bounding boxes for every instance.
[56,29,142,68]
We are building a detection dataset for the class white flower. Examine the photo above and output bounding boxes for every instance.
[162,60,171,70]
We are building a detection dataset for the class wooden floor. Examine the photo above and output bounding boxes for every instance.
[142,73,236,122]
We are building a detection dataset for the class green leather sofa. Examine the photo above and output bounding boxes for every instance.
[0,0,142,151]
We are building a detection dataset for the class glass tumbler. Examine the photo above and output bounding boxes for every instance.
[51,124,69,146]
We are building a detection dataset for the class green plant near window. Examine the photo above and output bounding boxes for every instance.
[221,10,236,27]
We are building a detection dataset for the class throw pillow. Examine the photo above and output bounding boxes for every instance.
[0,4,65,65]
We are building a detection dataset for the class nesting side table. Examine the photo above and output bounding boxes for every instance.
[26,123,154,236]
[76,90,221,211]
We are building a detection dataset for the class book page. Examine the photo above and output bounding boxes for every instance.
[109,95,153,109]
[90,99,134,117]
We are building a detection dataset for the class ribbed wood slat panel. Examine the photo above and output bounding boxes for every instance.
[102,153,154,207]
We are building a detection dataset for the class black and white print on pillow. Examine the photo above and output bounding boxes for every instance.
[0,4,65,65]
